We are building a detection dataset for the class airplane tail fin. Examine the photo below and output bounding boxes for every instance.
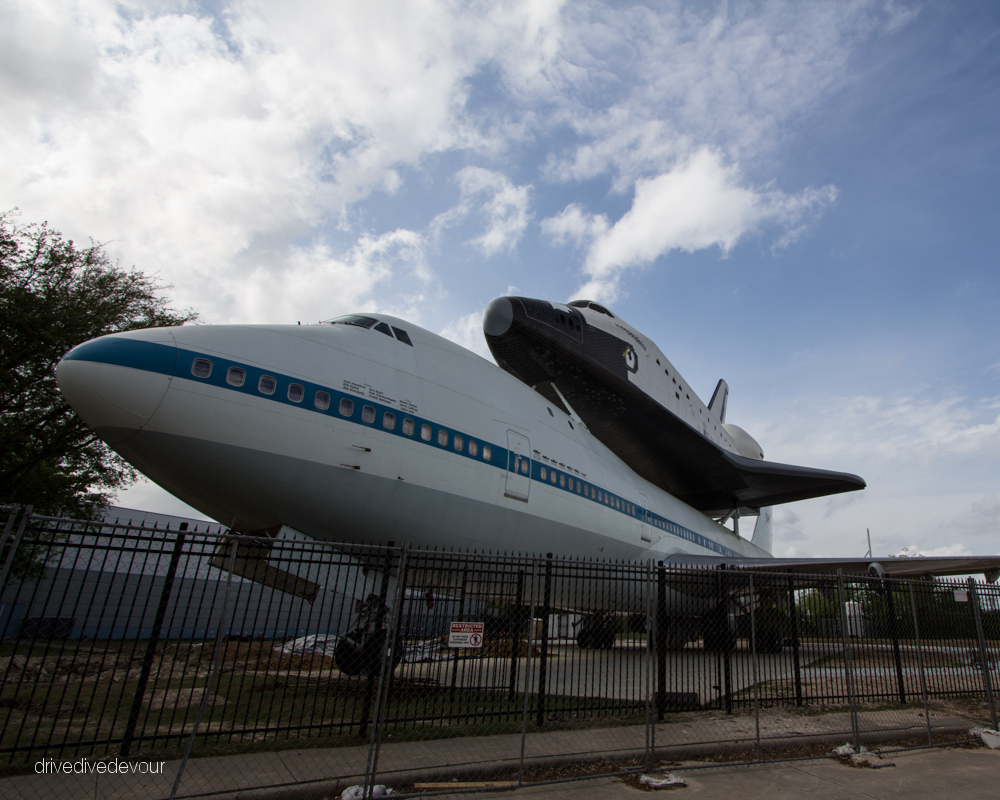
[751,507,772,554]
[709,379,728,422]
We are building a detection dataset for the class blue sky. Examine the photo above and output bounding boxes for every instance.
[4,0,999,561]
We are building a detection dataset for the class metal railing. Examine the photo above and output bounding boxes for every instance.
[0,506,997,799]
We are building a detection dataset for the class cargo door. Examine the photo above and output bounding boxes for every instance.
[504,430,531,502]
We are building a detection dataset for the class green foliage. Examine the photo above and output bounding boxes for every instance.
[0,209,197,517]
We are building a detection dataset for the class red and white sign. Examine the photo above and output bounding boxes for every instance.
[449,621,484,648]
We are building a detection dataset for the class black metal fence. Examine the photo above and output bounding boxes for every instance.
[1,506,998,800]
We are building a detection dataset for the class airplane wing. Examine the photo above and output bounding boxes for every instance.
[657,552,1000,582]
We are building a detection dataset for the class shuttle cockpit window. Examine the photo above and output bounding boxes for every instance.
[226,367,245,387]
[258,375,276,395]
[327,315,378,328]
[287,383,304,403]
[191,358,212,378]
[315,391,331,410]
[567,300,615,318]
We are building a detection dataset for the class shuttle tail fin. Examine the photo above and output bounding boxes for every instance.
[751,507,772,554]
[709,379,728,422]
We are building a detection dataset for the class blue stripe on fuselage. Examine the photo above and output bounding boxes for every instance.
[65,335,742,558]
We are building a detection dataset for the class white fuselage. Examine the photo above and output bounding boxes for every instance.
[57,316,770,571]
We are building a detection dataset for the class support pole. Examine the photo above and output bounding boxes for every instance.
[535,554,552,728]
[885,580,906,705]
[508,569,525,701]
[121,532,186,756]
[787,571,802,708]
[364,544,408,798]
[749,573,761,762]
[170,535,238,800]
[968,578,998,731]
[908,582,933,745]
[656,561,668,720]
[518,563,538,786]
[359,544,395,737]
[837,570,861,751]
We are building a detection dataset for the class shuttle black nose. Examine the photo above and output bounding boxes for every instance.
[483,297,513,337]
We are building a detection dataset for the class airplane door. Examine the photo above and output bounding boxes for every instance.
[504,430,531,502]
[637,491,652,542]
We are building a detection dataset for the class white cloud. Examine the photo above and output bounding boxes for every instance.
[235,228,431,325]
[439,310,495,361]
[432,167,532,256]
[546,149,836,302]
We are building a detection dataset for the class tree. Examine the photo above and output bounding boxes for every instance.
[0,210,197,517]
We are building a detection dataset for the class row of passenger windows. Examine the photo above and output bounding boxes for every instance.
[195,357,640,510]
[536,464,635,513]
[192,358,492,460]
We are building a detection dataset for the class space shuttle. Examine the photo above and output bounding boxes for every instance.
[483,296,865,520]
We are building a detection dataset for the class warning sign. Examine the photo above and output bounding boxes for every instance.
[449,622,484,648]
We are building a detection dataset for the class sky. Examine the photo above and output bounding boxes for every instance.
[3,0,1000,562]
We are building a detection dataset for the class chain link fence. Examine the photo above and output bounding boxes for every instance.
[1,506,997,799]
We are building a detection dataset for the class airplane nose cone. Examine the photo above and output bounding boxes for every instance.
[57,331,178,444]
[483,297,514,337]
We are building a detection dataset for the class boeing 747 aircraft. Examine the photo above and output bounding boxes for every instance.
[55,296,1000,656]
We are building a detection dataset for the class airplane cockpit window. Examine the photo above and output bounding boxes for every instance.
[391,327,413,346]
[327,315,378,328]
[191,358,212,378]
[374,321,393,337]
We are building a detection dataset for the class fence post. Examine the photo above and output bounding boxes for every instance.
[968,578,998,731]
[908,582,933,745]
[749,573,761,762]
[170,534,239,800]
[360,545,396,737]
[364,543,408,798]
[837,570,860,751]
[120,532,186,757]
[0,504,21,561]
[787,572,802,707]
[656,561,667,720]
[508,569,525,701]
[449,568,468,704]
[535,553,552,728]
[884,580,906,705]
[0,505,33,594]
[518,561,538,786]
[645,559,655,772]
